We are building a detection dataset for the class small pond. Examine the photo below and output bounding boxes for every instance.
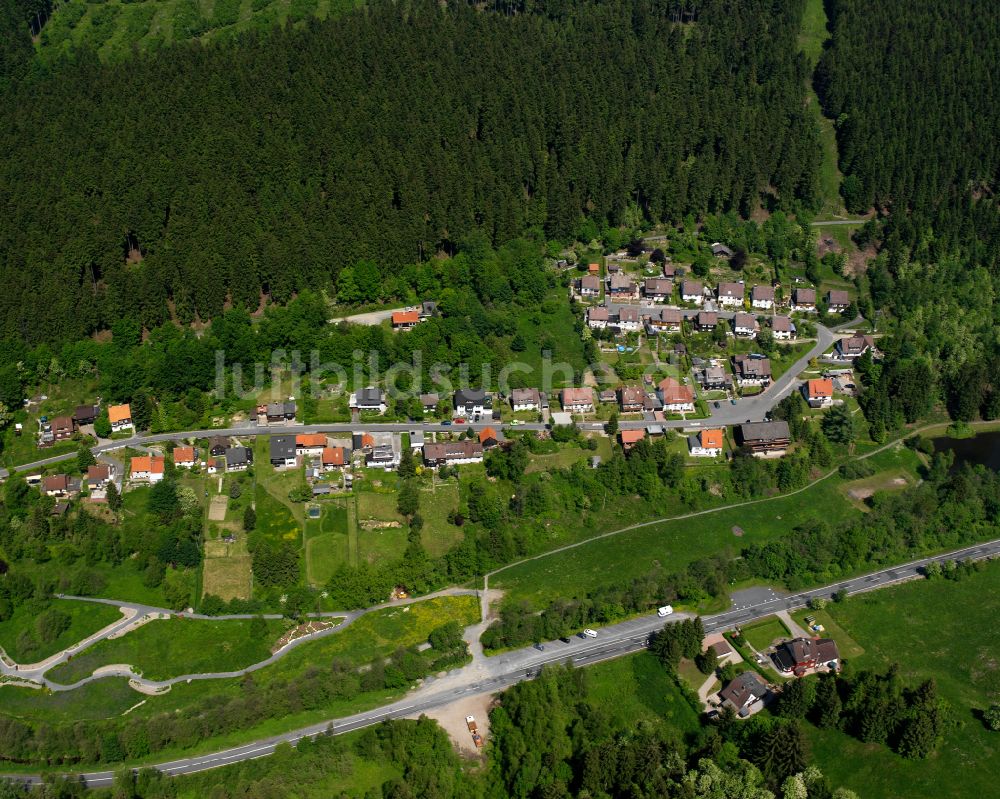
[933,431,1000,472]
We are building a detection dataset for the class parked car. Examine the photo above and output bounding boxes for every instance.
[730,398,737,405]
[533,642,545,651]
[559,636,572,644]
[440,420,452,426]
[582,629,598,638]
[454,417,466,424]
[657,605,674,617]
[714,401,721,409]
[509,419,522,425]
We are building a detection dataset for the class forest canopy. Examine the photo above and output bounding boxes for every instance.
[0,0,821,345]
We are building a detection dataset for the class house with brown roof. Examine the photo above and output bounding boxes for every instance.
[322,447,347,471]
[719,671,770,717]
[710,242,734,258]
[646,307,682,334]
[736,421,791,455]
[825,290,851,312]
[130,455,165,483]
[695,311,718,332]
[804,378,834,408]
[209,436,229,457]
[587,306,610,329]
[608,273,638,298]
[42,474,77,497]
[391,309,420,329]
[73,404,100,426]
[617,386,645,413]
[661,262,676,279]
[598,389,617,405]
[771,315,796,340]
[108,403,133,433]
[579,275,601,297]
[732,312,757,338]
[791,287,816,312]
[619,429,646,450]
[560,387,595,413]
[731,354,772,387]
[689,428,725,457]
[86,464,114,488]
[173,446,196,467]
[422,440,484,467]
[51,415,74,442]
[717,282,745,308]
[835,335,875,361]
[750,285,775,310]
[511,388,542,412]
[420,393,440,414]
[643,278,673,301]
[587,262,600,274]
[681,280,705,305]
[657,377,694,413]
[697,364,728,390]
[617,306,641,332]
[773,638,840,676]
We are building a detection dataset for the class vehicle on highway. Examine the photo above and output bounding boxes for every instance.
[657,605,674,617]
[731,398,737,405]
[714,401,721,409]
[582,628,598,638]
[533,642,545,651]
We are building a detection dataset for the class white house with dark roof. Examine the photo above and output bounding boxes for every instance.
[771,315,796,340]
[587,306,610,329]
[732,312,757,338]
[681,280,705,305]
[751,285,775,310]
[717,281,745,308]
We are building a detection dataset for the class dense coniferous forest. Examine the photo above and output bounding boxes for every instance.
[0,0,821,345]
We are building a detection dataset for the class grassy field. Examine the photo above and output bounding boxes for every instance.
[202,537,253,600]
[790,607,864,659]
[0,600,124,664]
[0,679,142,723]
[740,616,790,651]
[305,499,352,584]
[584,650,701,736]
[417,480,464,558]
[803,561,1000,799]
[46,616,290,684]
[493,475,855,608]
[524,438,613,473]
[356,488,408,566]
[36,0,363,64]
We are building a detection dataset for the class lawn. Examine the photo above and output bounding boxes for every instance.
[789,607,864,660]
[356,489,408,566]
[254,483,301,544]
[46,616,290,685]
[202,537,253,600]
[417,480,464,557]
[801,561,1000,799]
[739,616,790,651]
[525,439,612,473]
[0,600,124,664]
[493,475,856,609]
[305,500,352,585]
[0,679,142,724]
[584,650,701,736]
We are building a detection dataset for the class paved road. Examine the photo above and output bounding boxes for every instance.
[5,538,997,788]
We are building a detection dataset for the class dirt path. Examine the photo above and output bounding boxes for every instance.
[411,693,493,756]
[776,609,809,639]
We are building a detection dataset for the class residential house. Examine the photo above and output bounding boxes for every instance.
[108,403,133,432]
[835,335,875,361]
[642,278,673,302]
[719,672,770,717]
[774,638,840,676]
[771,316,796,340]
[598,389,617,405]
[710,242,734,258]
[751,285,775,310]
[478,427,499,449]
[606,261,621,273]
[732,354,772,387]
[51,415,74,441]
[791,288,816,312]
[209,436,229,457]
[617,306,641,332]
[607,273,637,298]
[732,312,757,338]
[695,311,718,332]
[689,428,725,457]
[353,432,375,452]
[265,402,297,424]
[73,404,100,427]
[681,280,705,305]
[826,290,851,313]
[422,441,484,467]
[661,263,676,279]
[454,388,492,420]
[619,429,646,450]
[296,433,327,456]
[269,436,297,467]
[365,433,399,470]
[736,421,791,455]
[617,386,645,413]
[130,456,165,483]
[587,262,600,274]
[804,378,834,408]
[420,393,440,414]
[391,309,420,330]
[173,446,196,468]
[351,387,386,414]
[207,457,225,474]
[86,464,114,489]
[697,365,729,390]
[646,307,682,334]
[43,474,75,497]
[579,275,601,297]
[511,388,542,412]
[587,306,610,329]
[560,387,595,413]
[322,447,347,471]
[657,377,695,413]
[225,446,252,472]
[717,281,745,308]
